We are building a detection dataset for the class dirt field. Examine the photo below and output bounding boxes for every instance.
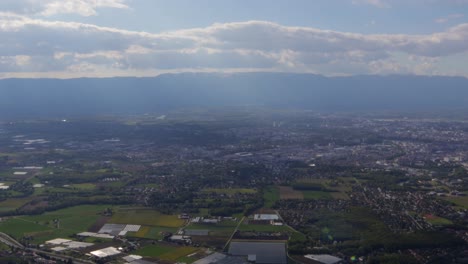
[279,186,304,200]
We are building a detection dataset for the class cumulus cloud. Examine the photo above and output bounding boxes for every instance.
[352,0,468,7]
[0,0,128,17]
[352,0,389,8]
[1,13,468,77]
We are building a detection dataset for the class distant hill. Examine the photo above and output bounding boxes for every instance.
[1,73,467,118]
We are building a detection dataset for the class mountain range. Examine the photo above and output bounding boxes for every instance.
[1,73,467,118]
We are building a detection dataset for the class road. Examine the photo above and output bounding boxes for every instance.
[0,232,24,248]
[222,216,245,251]
[0,232,94,264]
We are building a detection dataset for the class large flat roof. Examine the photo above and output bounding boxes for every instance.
[254,214,279,221]
[46,238,72,245]
[304,254,343,264]
[90,247,121,258]
[228,242,286,264]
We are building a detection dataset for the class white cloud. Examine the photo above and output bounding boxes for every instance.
[0,0,128,17]
[0,13,468,77]
[435,13,464,24]
[352,0,389,8]
[352,0,468,7]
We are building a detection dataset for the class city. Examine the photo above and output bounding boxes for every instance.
[0,111,467,263]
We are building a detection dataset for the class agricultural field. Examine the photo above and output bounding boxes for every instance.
[263,186,280,208]
[134,183,159,188]
[128,226,179,240]
[278,186,303,200]
[184,219,239,248]
[295,177,352,200]
[110,208,185,227]
[0,204,112,244]
[0,197,33,212]
[424,214,453,226]
[192,235,229,249]
[189,220,238,236]
[69,183,96,190]
[133,244,174,258]
[238,223,292,232]
[159,246,199,262]
[302,190,332,200]
[443,195,468,209]
[202,188,256,195]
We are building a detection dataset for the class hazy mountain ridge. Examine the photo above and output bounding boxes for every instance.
[1,73,467,118]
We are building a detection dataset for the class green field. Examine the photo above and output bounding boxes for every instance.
[0,197,32,212]
[0,205,111,243]
[424,215,453,226]
[302,191,332,200]
[263,186,280,208]
[239,224,291,232]
[111,208,184,227]
[177,255,199,264]
[70,183,96,190]
[202,188,256,195]
[134,244,174,257]
[189,220,238,237]
[443,195,468,209]
[292,206,463,254]
[134,183,159,188]
[159,246,198,261]
[134,244,199,261]
[133,226,151,237]
[128,226,179,240]
[296,178,352,200]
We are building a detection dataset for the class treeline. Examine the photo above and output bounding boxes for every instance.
[0,195,132,217]
[147,187,263,216]
[335,230,466,257]
[355,170,408,190]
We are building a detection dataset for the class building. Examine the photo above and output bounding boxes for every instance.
[253,214,279,221]
[228,242,286,264]
[304,254,343,264]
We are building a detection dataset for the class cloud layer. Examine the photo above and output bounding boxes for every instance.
[1,12,468,78]
[0,0,128,17]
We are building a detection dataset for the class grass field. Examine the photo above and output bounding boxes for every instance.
[128,226,179,240]
[134,244,174,258]
[278,186,303,200]
[0,197,32,212]
[202,188,256,195]
[239,224,292,232]
[0,204,111,243]
[134,226,151,237]
[70,183,96,190]
[111,208,184,227]
[263,186,280,208]
[189,220,238,237]
[443,195,468,209]
[330,192,349,199]
[296,177,352,200]
[302,191,332,200]
[177,255,199,264]
[424,214,453,226]
[159,246,199,261]
[192,235,229,248]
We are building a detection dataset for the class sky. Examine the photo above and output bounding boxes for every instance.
[0,0,467,78]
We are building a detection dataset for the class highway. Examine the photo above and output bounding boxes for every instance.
[0,232,95,264]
